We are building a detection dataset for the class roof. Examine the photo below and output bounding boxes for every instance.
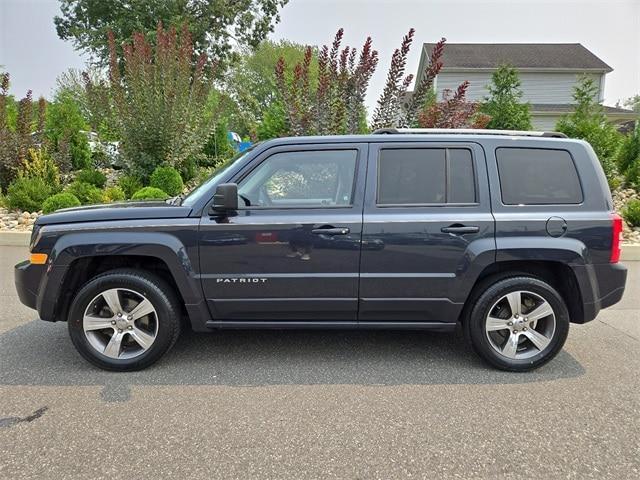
[530,103,636,116]
[423,43,612,72]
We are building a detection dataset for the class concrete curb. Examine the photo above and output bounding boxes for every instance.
[0,231,30,246]
[1,230,639,261]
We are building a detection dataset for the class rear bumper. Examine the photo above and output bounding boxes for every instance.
[578,263,627,323]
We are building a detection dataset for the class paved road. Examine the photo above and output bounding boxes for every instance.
[0,246,638,479]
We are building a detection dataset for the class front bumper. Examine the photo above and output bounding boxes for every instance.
[14,260,42,310]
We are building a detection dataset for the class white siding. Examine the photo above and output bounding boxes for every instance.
[530,114,562,131]
[435,71,603,104]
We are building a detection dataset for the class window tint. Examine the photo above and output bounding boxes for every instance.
[496,148,583,205]
[448,149,476,203]
[377,148,476,205]
[238,150,357,207]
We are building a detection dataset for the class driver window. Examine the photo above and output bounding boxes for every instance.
[237,149,358,208]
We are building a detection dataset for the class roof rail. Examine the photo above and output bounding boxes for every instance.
[372,128,568,138]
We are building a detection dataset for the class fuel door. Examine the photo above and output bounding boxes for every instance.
[546,216,568,238]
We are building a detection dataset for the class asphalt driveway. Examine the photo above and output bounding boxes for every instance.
[0,246,638,479]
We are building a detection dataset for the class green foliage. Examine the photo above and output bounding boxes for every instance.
[228,40,315,134]
[108,24,216,178]
[55,0,289,68]
[150,166,184,196]
[20,148,61,192]
[42,192,81,214]
[203,119,235,162]
[556,76,622,187]
[179,155,198,182]
[617,125,640,189]
[481,64,532,130]
[131,186,169,201]
[6,177,52,212]
[75,168,107,188]
[45,90,91,170]
[256,101,288,140]
[623,199,640,227]
[65,181,104,205]
[102,186,126,203]
[118,174,143,199]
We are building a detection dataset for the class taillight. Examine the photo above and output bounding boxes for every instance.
[610,213,623,263]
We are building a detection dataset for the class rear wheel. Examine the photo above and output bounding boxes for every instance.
[465,276,570,371]
[68,269,181,371]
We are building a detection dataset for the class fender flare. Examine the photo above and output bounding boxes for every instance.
[37,231,204,321]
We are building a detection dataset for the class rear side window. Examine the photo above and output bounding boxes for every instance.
[377,148,476,205]
[496,148,583,205]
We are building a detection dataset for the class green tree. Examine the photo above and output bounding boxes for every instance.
[227,40,316,134]
[481,64,532,130]
[55,0,288,68]
[256,101,288,140]
[108,23,215,178]
[556,76,621,187]
[45,90,91,170]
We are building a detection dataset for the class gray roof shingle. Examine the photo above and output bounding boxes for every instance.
[423,43,612,72]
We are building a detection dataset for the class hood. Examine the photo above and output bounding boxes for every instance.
[35,200,193,226]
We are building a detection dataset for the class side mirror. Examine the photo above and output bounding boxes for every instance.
[211,183,238,213]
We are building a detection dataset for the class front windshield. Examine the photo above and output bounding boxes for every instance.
[181,146,256,207]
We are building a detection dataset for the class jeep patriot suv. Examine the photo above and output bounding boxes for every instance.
[15,129,627,371]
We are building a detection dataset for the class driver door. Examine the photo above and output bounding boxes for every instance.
[198,143,367,322]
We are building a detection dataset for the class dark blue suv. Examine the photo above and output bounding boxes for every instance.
[15,129,627,371]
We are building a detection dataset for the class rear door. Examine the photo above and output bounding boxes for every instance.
[198,142,367,322]
[359,141,495,324]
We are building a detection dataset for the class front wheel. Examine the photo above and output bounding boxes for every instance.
[68,269,181,371]
[465,276,570,371]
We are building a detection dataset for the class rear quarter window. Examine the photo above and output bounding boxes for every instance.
[496,147,583,205]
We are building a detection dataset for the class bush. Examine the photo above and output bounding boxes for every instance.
[65,181,104,205]
[21,148,61,192]
[75,169,107,188]
[118,174,143,199]
[103,186,125,203]
[617,126,640,190]
[150,166,184,196]
[131,187,169,201]
[42,192,81,214]
[6,177,52,212]
[623,199,640,227]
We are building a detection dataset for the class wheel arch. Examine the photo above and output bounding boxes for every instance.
[37,231,208,328]
[459,260,584,325]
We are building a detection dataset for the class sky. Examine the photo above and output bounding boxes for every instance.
[1,0,639,113]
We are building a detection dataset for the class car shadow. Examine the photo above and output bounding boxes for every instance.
[0,321,585,402]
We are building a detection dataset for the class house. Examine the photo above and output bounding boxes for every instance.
[413,43,636,130]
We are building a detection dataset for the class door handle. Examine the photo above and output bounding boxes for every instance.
[441,225,480,234]
[311,227,350,235]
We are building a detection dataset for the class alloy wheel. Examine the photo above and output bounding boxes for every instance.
[484,290,556,360]
[82,288,159,360]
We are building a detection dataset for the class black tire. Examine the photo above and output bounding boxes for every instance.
[68,269,181,371]
[464,276,570,372]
